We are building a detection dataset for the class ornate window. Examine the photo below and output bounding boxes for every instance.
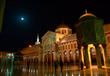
[71,43,73,49]
[68,44,70,49]
[74,43,77,48]
[62,30,66,34]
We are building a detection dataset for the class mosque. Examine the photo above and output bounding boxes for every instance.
[0,0,110,69]
[18,10,110,69]
[41,10,110,69]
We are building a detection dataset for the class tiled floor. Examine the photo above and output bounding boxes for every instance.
[0,64,110,76]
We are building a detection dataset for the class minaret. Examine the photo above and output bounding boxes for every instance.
[35,34,40,45]
[85,9,87,14]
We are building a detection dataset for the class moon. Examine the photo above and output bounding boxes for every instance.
[21,17,24,21]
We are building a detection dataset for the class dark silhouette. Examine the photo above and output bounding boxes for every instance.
[80,61,84,70]
[54,60,57,72]
[60,56,63,72]
[27,61,30,69]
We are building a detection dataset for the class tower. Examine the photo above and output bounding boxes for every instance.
[76,10,108,68]
[35,34,40,45]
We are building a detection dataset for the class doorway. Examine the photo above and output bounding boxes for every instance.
[90,47,97,65]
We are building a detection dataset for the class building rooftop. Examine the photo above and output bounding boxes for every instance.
[79,9,96,19]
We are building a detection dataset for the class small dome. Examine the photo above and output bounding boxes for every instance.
[79,10,96,19]
[57,23,69,28]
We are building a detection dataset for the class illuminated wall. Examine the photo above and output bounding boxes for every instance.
[56,33,65,42]
[55,25,72,42]
[42,31,56,52]
[41,31,56,63]
[104,24,110,60]
[57,34,77,63]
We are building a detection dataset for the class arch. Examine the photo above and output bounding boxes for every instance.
[63,51,68,63]
[69,50,73,63]
[75,49,80,65]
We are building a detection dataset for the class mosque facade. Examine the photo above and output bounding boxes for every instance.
[19,10,110,69]
[41,10,110,69]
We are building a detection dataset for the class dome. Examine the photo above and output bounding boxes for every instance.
[56,23,69,29]
[79,10,96,19]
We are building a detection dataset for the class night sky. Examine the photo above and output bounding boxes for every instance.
[0,0,110,51]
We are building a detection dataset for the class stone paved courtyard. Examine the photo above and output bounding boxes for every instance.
[0,64,110,76]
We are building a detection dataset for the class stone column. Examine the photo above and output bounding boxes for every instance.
[102,44,109,67]
[95,44,102,68]
[81,47,84,64]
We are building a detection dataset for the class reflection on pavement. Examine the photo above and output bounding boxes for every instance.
[0,63,110,76]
